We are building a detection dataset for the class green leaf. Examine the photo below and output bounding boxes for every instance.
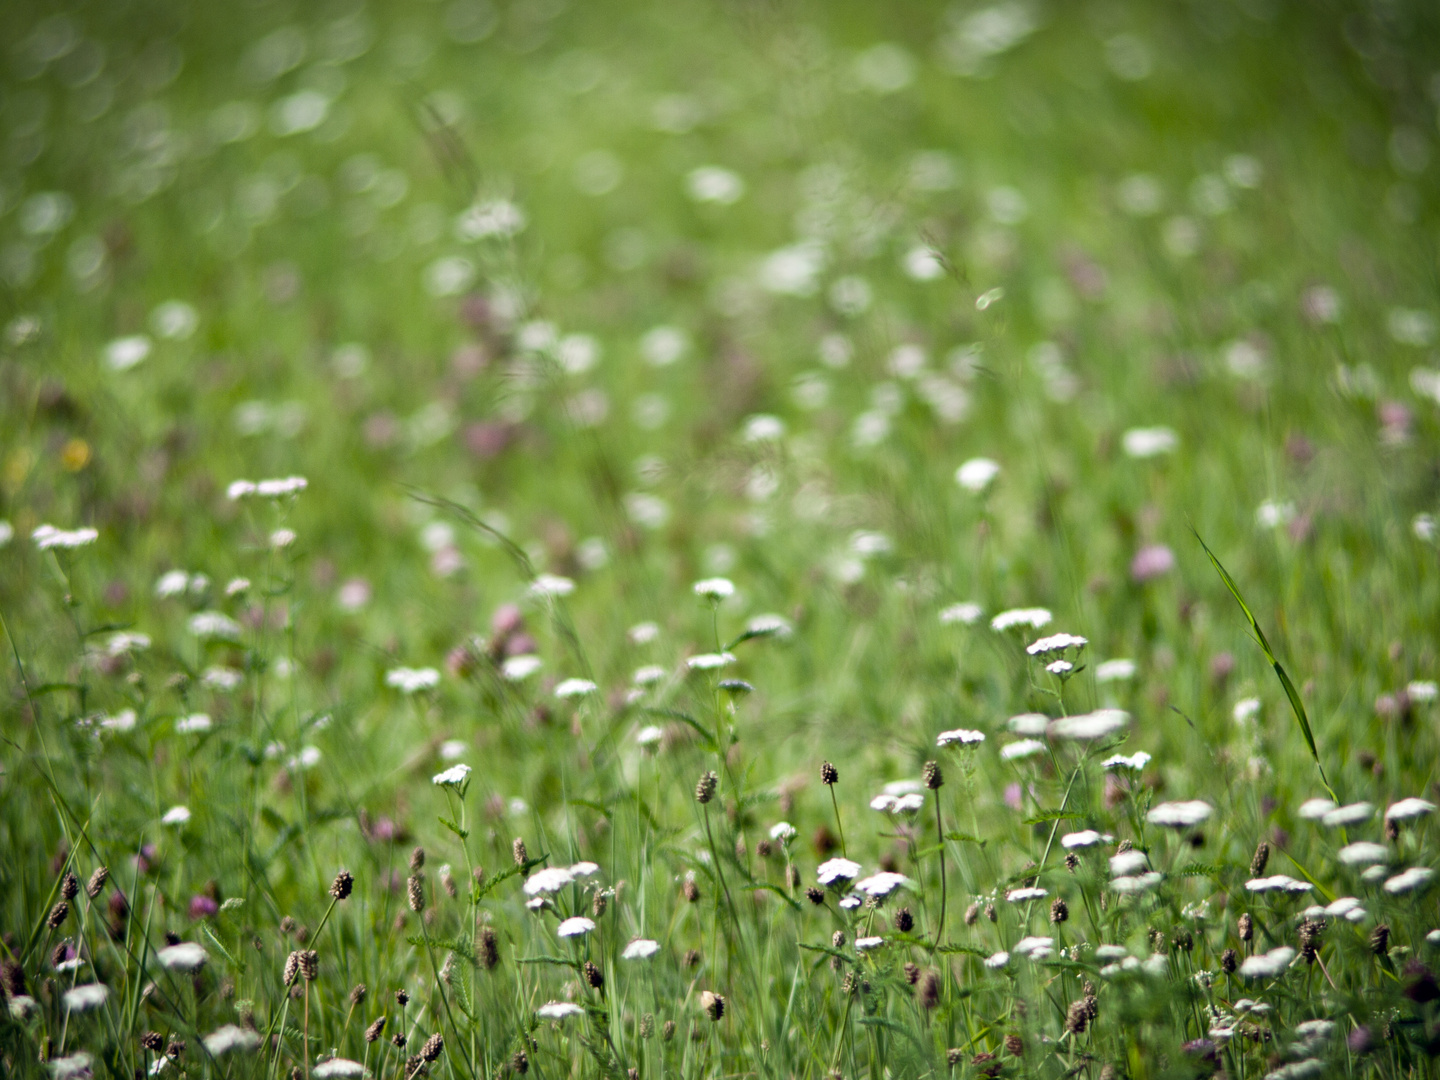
[1192,527,1333,799]
[798,942,852,963]
[936,944,992,958]
[568,798,612,821]
[516,955,580,969]
[438,816,470,840]
[943,832,988,848]
[640,707,717,750]
[1021,811,1083,826]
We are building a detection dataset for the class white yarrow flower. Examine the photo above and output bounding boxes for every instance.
[62,983,109,1012]
[503,655,543,681]
[203,1024,263,1055]
[1122,426,1178,458]
[1147,800,1213,828]
[1297,797,1336,820]
[854,935,884,951]
[523,867,575,895]
[1007,713,1050,735]
[1386,797,1436,821]
[537,1001,584,1020]
[161,805,191,826]
[176,713,212,734]
[1245,875,1312,894]
[956,457,1001,492]
[313,1059,368,1079]
[1320,803,1373,827]
[817,857,862,885]
[1384,867,1436,895]
[1000,739,1046,761]
[32,525,99,550]
[530,574,576,598]
[984,951,1009,969]
[432,764,472,787]
[990,608,1052,632]
[555,678,598,698]
[854,872,911,897]
[939,602,984,626]
[157,943,209,972]
[1050,709,1129,740]
[1239,946,1295,978]
[1026,633,1088,656]
[687,652,736,671]
[1095,659,1137,682]
[1102,752,1151,771]
[1110,850,1149,876]
[385,667,440,694]
[1061,830,1112,850]
[937,728,985,746]
[1006,886,1049,902]
[557,916,596,938]
[188,612,241,640]
[693,577,736,599]
[622,938,660,960]
[1337,842,1389,867]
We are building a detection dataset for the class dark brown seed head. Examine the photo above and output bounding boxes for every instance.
[806,886,825,906]
[166,1040,185,1058]
[832,930,845,949]
[628,1070,638,1080]
[1065,852,1079,873]
[280,916,297,936]
[820,761,838,785]
[3,961,26,998]
[756,838,772,858]
[923,760,943,790]
[1172,927,1193,953]
[404,1054,423,1078]
[1250,840,1270,877]
[1237,913,1253,942]
[409,847,425,873]
[421,1033,444,1062]
[592,890,607,918]
[350,983,367,1005]
[640,1014,654,1040]
[1064,999,1089,1035]
[331,870,354,901]
[919,971,940,1009]
[584,961,604,990]
[511,1050,529,1074]
[840,970,859,995]
[682,878,700,903]
[1004,1033,1023,1057]
[61,872,79,900]
[1298,918,1324,963]
[298,949,318,981]
[365,1016,387,1043]
[701,991,725,1021]
[86,867,109,899]
[395,988,410,1007]
[1221,948,1237,974]
[684,948,702,968]
[512,838,528,866]
[786,864,801,889]
[47,901,69,929]
[407,874,425,913]
[478,926,499,970]
[964,902,979,926]
[391,1032,407,1049]
[894,906,914,933]
[440,868,457,898]
[903,962,920,985]
[946,1048,963,1067]
[141,1031,164,1053]
[695,770,718,804]
[1371,923,1391,956]
[984,902,997,923]
[51,943,68,968]
[662,1020,676,1042]
[164,931,181,946]
[1050,898,1068,924]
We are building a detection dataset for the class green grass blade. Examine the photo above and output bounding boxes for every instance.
[1192,528,1334,799]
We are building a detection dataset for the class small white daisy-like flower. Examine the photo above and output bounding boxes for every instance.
[1112,873,1163,894]
[1385,797,1436,821]
[175,713,212,734]
[632,665,667,687]
[1110,850,1149,876]
[101,709,137,733]
[990,608,1053,632]
[226,480,257,500]
[769,821,797,842]
[1245,875,1312,894]
[1050,709,1129,740]
[817,857,862,885]
[984,951,1010,969]
[225,577,251,598]
[155,569,191,598]
[1320,802,1373,827]
[1006,886,1049,902]
[530,574,576,598]
[502,655,543,681]
[1337,842,1390,867]
[526,897,548,910]
[956,457,1001,492]
[204,1025,263,1056]
[937,728,985,747]
[440,740,468,760]
[385,667,440,694]
[1046,660,1073,675]
[188,612,241,640]
[622,938,660,960]
[939,602,984,626]
[1297,797,1336,820]
[161,806,190,825]
[270,528,297,549]
[1000,739,1046,761]
[1384,867,1436,895]
[1407,680,1438,702]
[557,916,596,938]
[636,725,664,746]
[746,613,792,639]
[1061,830,1112,850]
[1027,633,1088,656]
[838,894,864,910]
[855,872,912,897]
[1013,935,1054,959]
[570,862,601,878]
[32,525,100,551]
[555,678,598,699]
[628,621,660,644]
[1232,697,1261,724]
[255,476,308,498]
[62,983,109,1012]
[432,764,472,787]
[1239,946,1295,979]
[157,943,209,972]
[686,652,736,671]
[1095,659,1137,682]
[537,1001,584,1020]
[1147,800,1213,828]
[1102,751,1151,771]
[524,867,575,895]
[1121,426,1178,459]
[313,1059,367,1079]
[854,936,884,951]
[106,632,151,656]
[693,577,736,600]
[49,1051,93,1079]
[1007,713,1049,735]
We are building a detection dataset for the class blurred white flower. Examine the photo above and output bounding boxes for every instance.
[1122,427,1178,459]
[62,984,108,1012]
[1245,875,1311,894]
[1006,886,1048,902]
[1102,752,1150,771]
[33,525,99,550]
[769,822,797,842]
[1384,867,1436,896]
[746,614,792,638]
[162,806,190,825]
[636,725,664,747]
[817,857,861,885]
[1337,842,1389,867]
[176,713,212,734]
[1061,830,1112,849]
[1050,709,1128,740]
[1408,681,1438,702]
[984,951,1010,969]
[854,935,885,951]
[555,678,597,699]
[640,326,689,367]
[622,938,660,960]
[855,872,911,897]
[1013,935,1054,959]
[939,602,984,626]
[537,1002,583,1020]
[937,728,985,747]
[991,608,1052,632]
[313,1059,367,1079]
[693,578,735,600]
[557,916,595,938]
[1046,660,1073,675]
[502,655,543,681]
[956,457,1000,492]
[1320,803,1373,827]
[1095,659,1136,682]
[902,245,946,281]
[758,243,825,296]
[204,1025,263,1055]
[104,335,152,371]
[1007,713,1049,735]
[1386,797,1436,821]
[1112,873,1163,894]
[1027,633,1087,656]
[455,199,526,240]
[524,868,574,895]
[570,862,600,878]
[531,574,576,598]
[1147,800,1212,827]
[1239,947,1295,978]
[1255,500,1296,529]
[1000,739,1046,761]
[386,667,440,694]
[157,943,208,972]
[151,301,199,340]
[687,652,735,671]
[686,166,745,205]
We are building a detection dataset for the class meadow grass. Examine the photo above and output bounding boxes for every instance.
[3,0,1440,1077]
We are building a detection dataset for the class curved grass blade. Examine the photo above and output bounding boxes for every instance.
[1192,527,1334,800]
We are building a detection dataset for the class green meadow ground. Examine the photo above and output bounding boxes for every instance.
[3,0,1440,1077]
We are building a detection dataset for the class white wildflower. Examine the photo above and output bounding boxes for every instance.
[49,1053,94,1079]
[1000,739,1046,761]
[984,951,1009,969]
[555,678,597,698]
[1013,935,1054,959]
[956,457,1000,492]
[1297,798,1335,820]
[939,602,984,625]
[1239,946,1295,979]
[161,805,191,826]
[432,764,472,787]
[622,938,660,960]
[1337,842,1390,867]
[1320,802,1373,827]
[523,868,575,895]
[32,525,99,550]
[313,1059,367,1079]
[254,476,308,498]
[1026,633,1087,656]
[854,872,912,897]
[745,613,792,638]
[1050,709,1129,740]
[530,574,576,598]
[686,652,736,671]
[557,916,595,938]
[1006,886,1049,902]
[1110,851,1149,876]
[203,1024,263,1055]
[188,612,241,640]
[693,577,735,599]
[1147,800,1213,828]
[838,894,863,910]
[502,655,543,681]
[769,822,797,842]
[1046,660,1073,675]
[1245,875,1311,894]
[1386,797,1436,821]
[569,862,600,878]
[854,936,884,951]
[937,728,985,746]
[62,983,109,1012]
[633,665,667,686]
[1061,830,1112,850]
[635,725,664,746]
[155,570,191,598]
[817,857,862,885]
[1383,867,1435,895]
[1121,426,1178,458]
[1007,713,1049,735]
[537,1001,584,1020]
[385,667,440,694]
[990,608,1052,632]
[1408,680,1438,702]
[176,713,212,734]
[156,943,208,972]
[1095,659,1137,682]
[1233,697,1261,723]
[1102,751,1151,770]
[1111,872,1164,894]
[106,632,151,655]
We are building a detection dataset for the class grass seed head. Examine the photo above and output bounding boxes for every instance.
[820,761,838,785]
[1065,999,1090,1034]
[919,971,940,1009]
[330,870,354,901]
[365,1017,387,1043]
[167,1040,185,1058]
[350,983,366,1005]
[662,1020,676,1042]
[407,874,425,913]
[701,991,725,1021]
[1371,923,1391,956]
[639,1014,654,1040]
[584,960,604,990]
[1250,841,1270,876]
[60,872,79,900]
[964,902,979,925]
[1221,948,1238,974]
[85,867,108,898]
[1238,913,1253,942]
[395,989,409,1008]
[683,877,700,903]
[511,1050,529,1073]
[409,847,425,873]
[298,949,318,981]
[805,886,825,905]
[1050,898,1068,924]
[512,838,528,866]
[895,907,914,933]
[421,1033,444,1062]
[141,1031,164,1053]
[478,926,499,969]
[47,901,69,928]
[923,760,943,789]
[1004,1033,1023,1056]
[695,770,718,804]
[903,962,920,985]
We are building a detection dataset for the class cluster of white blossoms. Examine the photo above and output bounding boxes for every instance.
[386,667,441,694]
[32,524,99,550]
[226,475,308,500]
